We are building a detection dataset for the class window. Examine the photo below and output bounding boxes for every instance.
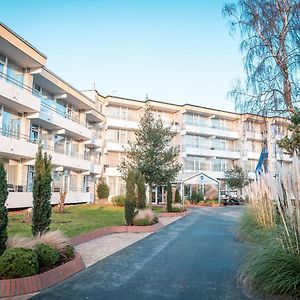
[7,63,24,85]
[30,124,39,142]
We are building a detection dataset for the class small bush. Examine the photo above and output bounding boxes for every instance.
[62,244,75,260]
[97,178,109,199]
[172,203,186,212]
[112,195,126,207]
[34,243,60,269]
[134,218,151,226]
[0,248,39,279]
[174,188,181,203]
[191,190,198,204]
[134,209,158,225]
[197,191,204,202]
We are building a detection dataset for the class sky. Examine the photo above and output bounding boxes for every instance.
[0,0,245,112]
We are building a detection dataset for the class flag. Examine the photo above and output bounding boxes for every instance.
[255,144,268,175]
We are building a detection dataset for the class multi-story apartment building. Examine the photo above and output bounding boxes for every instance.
[0,22,291,208]
[94,93,291,202]
[0,23,104,208]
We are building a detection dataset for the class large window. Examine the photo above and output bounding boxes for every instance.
[7,63,24,85]
[185,135,209,148]
[107,129,132,144]
[185,114,208,127]
[184,156,211,171]
[2,110,20,135]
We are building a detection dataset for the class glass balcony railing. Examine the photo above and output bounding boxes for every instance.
[40,100,88,128]
[0,70,38,95]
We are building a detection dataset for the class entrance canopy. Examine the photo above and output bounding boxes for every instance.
[174,172,221,203]
[183,172,219,185]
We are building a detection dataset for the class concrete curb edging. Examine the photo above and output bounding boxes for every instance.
[0,253,84,298]
[158,210,191,217]
[71,222,164,246]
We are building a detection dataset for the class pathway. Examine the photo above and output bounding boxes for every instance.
[33,207,252,300]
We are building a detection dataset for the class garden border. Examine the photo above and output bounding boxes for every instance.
[158,210,191,217]
[71,222,164,246]
[0,252,84,298]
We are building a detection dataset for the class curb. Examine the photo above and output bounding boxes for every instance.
[158,210,191,217]
[71,222,164,246]
[0,253,84,298]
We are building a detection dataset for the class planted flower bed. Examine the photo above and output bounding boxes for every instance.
[0,231,75,280]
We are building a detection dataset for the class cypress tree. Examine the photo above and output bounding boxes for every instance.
[125,169,136,225]
[32,147,52,236]
[136,173,146,209]
[0,161,8,255]
[174,188,181,203]
[167,182,172,212]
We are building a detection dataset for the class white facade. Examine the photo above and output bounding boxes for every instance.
[0,23,291,208]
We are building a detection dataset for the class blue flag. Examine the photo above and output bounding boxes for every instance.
[255,144,268,175]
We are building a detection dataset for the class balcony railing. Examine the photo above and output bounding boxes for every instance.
[40,101,88,127]
[0,127,33,143]
[0,71,37,95]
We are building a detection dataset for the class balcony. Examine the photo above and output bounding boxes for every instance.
[29,102,93,140]
[106,117,139,130]
[0,71,41,113]
[106,142,127,152]
[183,123,239,140]
[0,128,37,159]
[40,144,92,172]
[246,151,260,160]
[183,146,240,159]
[245,131,264,141]
[84,135,102,149]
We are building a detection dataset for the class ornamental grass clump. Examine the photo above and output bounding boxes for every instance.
[240,157,300,298]
[133,209,158,226]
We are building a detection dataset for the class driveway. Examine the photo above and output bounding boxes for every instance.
[33,207,251,300]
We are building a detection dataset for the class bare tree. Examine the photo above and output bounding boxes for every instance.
[223,0,300,117]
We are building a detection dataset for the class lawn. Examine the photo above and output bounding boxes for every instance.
[8,204,125,238]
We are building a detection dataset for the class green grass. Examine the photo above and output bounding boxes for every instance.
[8,204,125,238]
[149,205,166,213]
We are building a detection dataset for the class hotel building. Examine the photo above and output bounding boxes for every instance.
[0,23,291,208]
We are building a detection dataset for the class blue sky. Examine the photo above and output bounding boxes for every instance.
[0,0,244,111]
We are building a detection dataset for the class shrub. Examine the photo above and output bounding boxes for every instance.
[32,147,52,236]
[136,174,146,209]
[63,244,75,260]
[172,203,186,212]
[239,243,300,298]
[134,218,151,226]
[166,182,172,212]
[134,209,158,225]
[197,191,204,202]
[0,248,39,279]
[112,195,126,207]
[191,190,198,204]
[0,161,8,255]
[97,178,109,199]
[34,243,59,269]
[125,169,136,225]
[125,200,136,226]
[34,230,71,255]
[174,188,181,203]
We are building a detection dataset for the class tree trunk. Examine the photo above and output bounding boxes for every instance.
[59,191,67,213]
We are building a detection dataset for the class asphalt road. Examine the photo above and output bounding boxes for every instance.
[33,207,251,300]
